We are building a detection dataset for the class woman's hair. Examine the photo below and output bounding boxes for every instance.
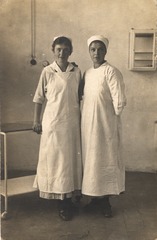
[52,36,73,54]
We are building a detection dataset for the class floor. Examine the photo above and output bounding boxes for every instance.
[1,172,157,240]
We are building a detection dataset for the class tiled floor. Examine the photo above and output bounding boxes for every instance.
[1,172,157,240]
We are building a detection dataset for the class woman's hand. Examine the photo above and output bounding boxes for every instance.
[32,122,42,134]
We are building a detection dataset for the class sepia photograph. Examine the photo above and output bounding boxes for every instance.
[0,0,157,239]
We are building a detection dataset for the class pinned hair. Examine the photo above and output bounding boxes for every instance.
[52,36,73,54]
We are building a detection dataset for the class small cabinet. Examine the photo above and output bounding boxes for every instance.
[129,29,156,71]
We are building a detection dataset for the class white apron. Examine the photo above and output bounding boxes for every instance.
[81,62,126,196]
[33,62,82,194]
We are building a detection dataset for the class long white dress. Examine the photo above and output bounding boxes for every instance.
[81,62,126,196]
[33,62,82,198]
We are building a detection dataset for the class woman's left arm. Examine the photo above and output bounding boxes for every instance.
[107,68,127,115]
[78,77,85,102]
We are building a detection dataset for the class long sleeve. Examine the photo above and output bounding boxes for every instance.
[106,67,126,115]
[33,68,47,104]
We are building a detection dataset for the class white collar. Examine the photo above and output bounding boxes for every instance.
[50,61,75,72]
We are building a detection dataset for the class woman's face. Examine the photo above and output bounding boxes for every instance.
[89,41,106,68]
[53,44,71,65]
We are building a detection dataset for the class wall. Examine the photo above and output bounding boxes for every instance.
[1,0,157,172]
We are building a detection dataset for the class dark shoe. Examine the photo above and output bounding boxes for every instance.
[101,197,112,218]
[58,199,73,221]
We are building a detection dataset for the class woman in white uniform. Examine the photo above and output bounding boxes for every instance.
[81,35,126,217]
[33,36,82,221]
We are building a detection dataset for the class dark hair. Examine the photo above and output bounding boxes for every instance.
[52,36,73,54]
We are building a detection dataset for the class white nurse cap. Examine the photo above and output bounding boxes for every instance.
[87,35,109,49]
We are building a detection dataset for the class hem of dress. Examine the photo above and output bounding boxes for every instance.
[39,190,81,200]
[82,190,125,197]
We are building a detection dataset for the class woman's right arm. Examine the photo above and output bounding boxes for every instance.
[33,103,42,134]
